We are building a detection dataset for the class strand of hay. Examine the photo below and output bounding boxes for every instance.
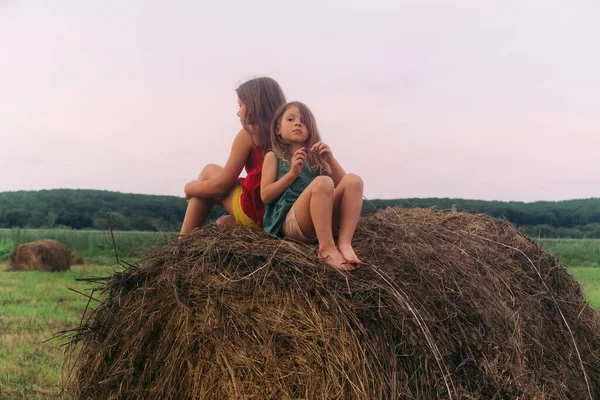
[9,239,72,272]
[62,208,600,399]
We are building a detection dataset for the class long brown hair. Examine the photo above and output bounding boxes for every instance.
[236,77,286,152]
[270,101,330,174]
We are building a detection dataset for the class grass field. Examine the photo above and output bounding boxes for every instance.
[0,231,599,398]
[539,238,600,268]
[0,228,175,265]
[569,267,600,309]
[0,264,118,399]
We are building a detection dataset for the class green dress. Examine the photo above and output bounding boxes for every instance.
[263,153,321,237]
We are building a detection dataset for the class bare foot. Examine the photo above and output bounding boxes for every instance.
[337,243,361,265]
[319,247,357,271]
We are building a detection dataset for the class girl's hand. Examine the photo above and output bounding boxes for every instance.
[311,141,333,163]
[290,148,307,177]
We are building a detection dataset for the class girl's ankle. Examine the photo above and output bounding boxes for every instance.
[318,244,337,254]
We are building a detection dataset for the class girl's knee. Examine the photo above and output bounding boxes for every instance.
[312,176,335,192]
[198,163,221,180]
[343,173,364,189]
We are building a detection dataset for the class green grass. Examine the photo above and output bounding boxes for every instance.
[539,238,600,268]
[0,263,118,399]
[569,267,600,309]
[0,228,176,265]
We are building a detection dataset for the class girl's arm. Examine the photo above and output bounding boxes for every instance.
[185,129,255,199]
[261,149,306,205]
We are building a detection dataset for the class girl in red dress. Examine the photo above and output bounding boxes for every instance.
[180,77,286,235]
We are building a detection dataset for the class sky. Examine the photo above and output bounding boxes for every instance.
[1,0,598,202]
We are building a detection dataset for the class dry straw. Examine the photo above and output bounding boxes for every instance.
[9,239,71,272]
[62,208,600,399]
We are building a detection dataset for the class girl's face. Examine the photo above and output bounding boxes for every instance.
[236,97,247,127]
[277,106,309,145]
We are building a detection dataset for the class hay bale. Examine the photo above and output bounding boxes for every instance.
[64,208,600,399]
[9,239,71,272]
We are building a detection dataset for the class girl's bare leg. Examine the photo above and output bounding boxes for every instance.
[180,164,224,235]
[215,215,237,227]
[292,176,356,271]
[332,173,364,264]
[215,190,237,227]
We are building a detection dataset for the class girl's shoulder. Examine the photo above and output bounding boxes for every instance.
[265,150,287,161]
[237,128,255,142]
[263,150,279,165]
[240,127,262,148]
[232,128,257,150]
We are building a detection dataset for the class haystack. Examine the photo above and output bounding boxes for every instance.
[63,208,600,399]
[9,239,71,272]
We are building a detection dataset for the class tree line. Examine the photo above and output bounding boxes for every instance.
[0,189,193,232]
[363,198,600,238]
[1,189,599,238]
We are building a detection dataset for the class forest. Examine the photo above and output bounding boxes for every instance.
[1,189,599,237]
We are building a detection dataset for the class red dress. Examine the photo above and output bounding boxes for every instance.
[238,146,265,226]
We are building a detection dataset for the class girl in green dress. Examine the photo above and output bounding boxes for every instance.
[261,101,364,271]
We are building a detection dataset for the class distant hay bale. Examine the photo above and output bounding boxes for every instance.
[9,239,71,272]
[63,208,600,399]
